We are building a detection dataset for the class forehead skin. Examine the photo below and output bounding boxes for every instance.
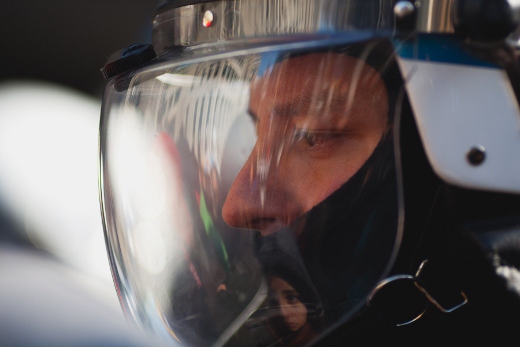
[249,52,388,131]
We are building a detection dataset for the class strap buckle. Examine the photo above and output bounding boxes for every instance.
[368,260,468,326]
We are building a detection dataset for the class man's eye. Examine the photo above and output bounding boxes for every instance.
[303,132,318,147]
[294,130,343,148]
[294,131,317,147]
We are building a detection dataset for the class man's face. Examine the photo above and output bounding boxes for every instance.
[222,52,388,236]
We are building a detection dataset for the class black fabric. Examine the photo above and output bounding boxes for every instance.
[253,132,398,332]
[297,136,398,324]
[309,94,520,346]
[252,45,402,335]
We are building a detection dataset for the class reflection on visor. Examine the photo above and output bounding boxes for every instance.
[100,39,401,347]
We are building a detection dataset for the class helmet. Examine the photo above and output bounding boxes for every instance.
[99,1,520,345]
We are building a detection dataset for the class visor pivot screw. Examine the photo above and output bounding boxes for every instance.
[467,146,486,166]
[394,1,416,19]
[394,1,417,32]
[203,11,214,27]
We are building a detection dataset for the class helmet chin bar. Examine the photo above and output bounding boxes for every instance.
[368,259,467,327]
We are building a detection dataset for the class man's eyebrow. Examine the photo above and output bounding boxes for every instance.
[270,93,315,119]
[272,102,303,118]
[248,103,301,122]
[247,89,348,121]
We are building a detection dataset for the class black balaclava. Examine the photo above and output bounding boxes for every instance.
[253,41,402,327]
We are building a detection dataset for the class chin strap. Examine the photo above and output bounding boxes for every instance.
[367,259,468,326]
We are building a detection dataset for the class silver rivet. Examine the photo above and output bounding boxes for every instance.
[467,146,486,166]
[394,1,416,19]
[203,10,214,27]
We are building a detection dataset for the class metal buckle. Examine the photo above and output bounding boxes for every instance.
[414,259,468,313]
[368,260,468,326]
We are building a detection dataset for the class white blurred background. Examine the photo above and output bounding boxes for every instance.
[0,1,170,346]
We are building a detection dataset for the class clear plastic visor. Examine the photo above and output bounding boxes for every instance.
[99,37,402,346]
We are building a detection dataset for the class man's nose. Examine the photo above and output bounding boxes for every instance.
[221,146,290,236]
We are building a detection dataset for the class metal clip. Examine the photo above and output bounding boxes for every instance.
[368,260,467,326]
[414,259,468,313]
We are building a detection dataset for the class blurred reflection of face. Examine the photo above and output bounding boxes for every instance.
[268,276,308,332]
[222,53,388,236]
